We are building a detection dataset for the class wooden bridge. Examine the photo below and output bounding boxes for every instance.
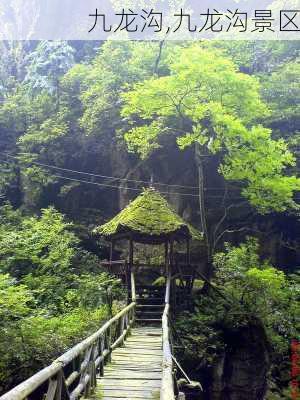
[94,325,163,399]
[0,272,177,400]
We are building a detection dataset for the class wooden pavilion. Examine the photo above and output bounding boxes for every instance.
[93,188,202,308]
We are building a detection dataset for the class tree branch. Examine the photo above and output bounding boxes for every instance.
[153,40,165,75]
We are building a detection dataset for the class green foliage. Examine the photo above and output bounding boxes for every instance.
[213,238,299,349]
[175,299,226,368]
[122,44,300,213]
[24,41,74,95]
[76,41,170,136]
[176,238,299,396]
[262,59,300,175]
[122,45,268,155]
[0,282,110,390]
[0,205,78,279]
[0,205,122,393]
[1,41,298,216]
[217,41,299,74]
[263,61,300,126]
[59,273,122,311]
[0,274,33,323]
[20,306,110,367]
[0,205,124,314]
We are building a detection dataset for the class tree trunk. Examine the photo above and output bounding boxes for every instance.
[195,142,213,281]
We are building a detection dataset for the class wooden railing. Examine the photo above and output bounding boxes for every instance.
[0,302,136,400]
[160,269,176,400]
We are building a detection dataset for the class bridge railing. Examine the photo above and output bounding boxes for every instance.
[161,266,176,400]
[0,302,136,400]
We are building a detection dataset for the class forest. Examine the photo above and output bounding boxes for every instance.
[0,40,299,400]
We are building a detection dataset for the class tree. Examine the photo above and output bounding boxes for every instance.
[176,238,299,399]
[24,41,74,98]
[213,237,299,367]
[121,44,300,266]
[262,60,300,154]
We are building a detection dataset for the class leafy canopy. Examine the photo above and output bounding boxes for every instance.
[0,205,123,391]
[176,238,299,377]
[122,44,300,213]
[213,237,299,352]
[0,205,78,278]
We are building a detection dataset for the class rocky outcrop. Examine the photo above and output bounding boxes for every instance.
[209,322,270,400]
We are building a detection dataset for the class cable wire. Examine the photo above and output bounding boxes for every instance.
[1,152,200,190]
[0,152,243,192]
[49,174,203,197]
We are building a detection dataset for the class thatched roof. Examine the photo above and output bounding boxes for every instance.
[93,188,202,244]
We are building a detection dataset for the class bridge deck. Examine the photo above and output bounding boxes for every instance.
[92,326,162,399]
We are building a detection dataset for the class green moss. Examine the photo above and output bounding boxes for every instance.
[93,188,202,242]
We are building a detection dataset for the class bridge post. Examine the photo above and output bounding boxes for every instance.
[99,336,105,377]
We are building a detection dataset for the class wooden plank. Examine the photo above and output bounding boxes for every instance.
[111,356,162,363]
[101,397,158,400]
[100,385,161,391]
[125,339,161,342]
[102,373,161,380]
[130,329,162,332]
[96,379,161,388]
[111,355,162,361]
[124,342,161,346]
[112,351,162,357]
[127,339,161,342]
[131,328,161,332]
[94,325,163,400]
[101,392,160,399]
[107,360,161,366]
[105,369,162,374]
[102,388,160,394]
[124,343,162,347]
[107,366,162,371]
[102,387,159,391]
[123,344,161,348]
[113,348,162,355]
[125,338,162,342]
[108,360,161,366]
[108,353,162,359]
[101,390,159,398]
[104,369,161,379]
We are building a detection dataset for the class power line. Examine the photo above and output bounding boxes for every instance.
[50,174,203,197]
[44,174,249,199]
[0,155,200,197]
[0,156,245,198]
[1,157,299,201]
[1,152,201,190]
[0,152,242,192]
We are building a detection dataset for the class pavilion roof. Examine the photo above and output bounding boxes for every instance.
[93,188,202,244]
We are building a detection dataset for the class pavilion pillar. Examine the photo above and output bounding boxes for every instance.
[128,238,135,303]
[170,239,175,310]
[165,240,174,305]
[169,240,174,269]
[164,241,169,274]
[109,241,114,263]
[129,238,134,268]
[186,238,190,265]
[186,238,193,306]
